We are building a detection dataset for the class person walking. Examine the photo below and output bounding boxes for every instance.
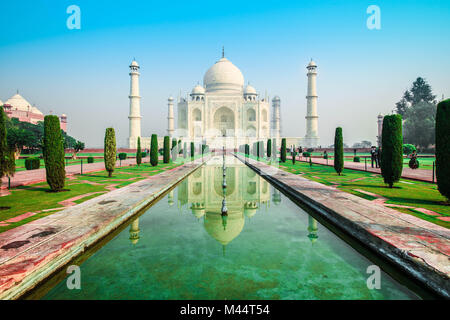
[371,146,377,168]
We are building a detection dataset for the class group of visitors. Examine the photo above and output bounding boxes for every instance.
[370,146,381,168]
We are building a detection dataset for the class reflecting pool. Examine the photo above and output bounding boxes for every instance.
[42,156,419,299]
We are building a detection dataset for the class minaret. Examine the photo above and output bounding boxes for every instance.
[167,96,174,137]
[377,114,383,147]
[271,96,281,139]
[128,60,141,149]
[305,59,319,147]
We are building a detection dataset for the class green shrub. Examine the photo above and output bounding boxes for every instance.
[280,138,287,162]
[190,142,195,159]
[303,152,311,158]
[136,136,142,166]
[334,127,344,175]
[172,138,177,161]
[436,99,450,200]
[163,136,170,163]
[87,156,94,164]
[118,152,127,160]
[245,144,250,156]
[267,139,272,158]
[25,157,41,170]
[150,134,158,166]
[104,128,117,177]
[43,115,66,191]
[141,152,147,158]
[353,156,360,162]
[409,158,419,169]
[380,115,403,188]
[403,144,416,155]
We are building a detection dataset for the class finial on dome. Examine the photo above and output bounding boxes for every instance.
[222,46,225,58]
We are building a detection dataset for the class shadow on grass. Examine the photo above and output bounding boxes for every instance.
[386,197,448,207]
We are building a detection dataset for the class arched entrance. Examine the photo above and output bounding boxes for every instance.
[213,107,235,137]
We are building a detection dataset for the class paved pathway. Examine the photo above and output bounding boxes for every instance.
[0,158,205,299]
[238,155,449,298]
[301,157,434,183]
[1,158,145,190]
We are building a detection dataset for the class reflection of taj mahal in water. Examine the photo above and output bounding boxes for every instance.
[128,160,319,250]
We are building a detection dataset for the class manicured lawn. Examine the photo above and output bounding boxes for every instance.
[15,157,104,172]
[0,161,180,233]
[239,153,448,228]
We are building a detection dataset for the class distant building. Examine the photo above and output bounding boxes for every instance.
[1,93,67,131]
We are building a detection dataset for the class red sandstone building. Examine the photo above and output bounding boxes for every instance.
[0,93,67,131]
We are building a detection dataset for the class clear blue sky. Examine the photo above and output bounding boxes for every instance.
[1,0,449,147]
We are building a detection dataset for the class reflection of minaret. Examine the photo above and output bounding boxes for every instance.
[307,216,318,244]
[272,189,281,205]
[129,218,140,245]
[168,190,174,206]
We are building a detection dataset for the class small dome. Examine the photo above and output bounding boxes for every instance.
[61,114,67,117]
[0,100,3,106]
[4,94,43,115]
[244,84,257,95]
[130,60,139,67]
[308,59,317,67]
[191,85,205,95]
[272,96,280,101]
[203,57,244,93]
[168,96,174,101]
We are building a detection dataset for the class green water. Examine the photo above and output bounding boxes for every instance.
[43,156,418,300]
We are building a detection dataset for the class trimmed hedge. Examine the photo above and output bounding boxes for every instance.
[150,134,158,166]
[436,99,450,200]
[190,142,195,159]
[280,138,287,162]
[353,156,360,163]
[87,156,94,164]
[118,152,127,160]
[43,115,66,191]
[104,128,117,177]
[303,152,311,158]
[380,114,403,188]
[136,136,142,166]
[163,136,170,163]
[25,157,40,170]
[403,143,416,155]
[334,127,344,175]
[267,139,272,158]
[409,158,419,169]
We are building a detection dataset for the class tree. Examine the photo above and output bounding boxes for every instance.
[71,140,85,159]
[104,128,116,177]
[150,134,158,166]
[190,142,195,159]
[403,101,436,149]
[172,138,177,161]
[436,99,450,200]
[43,115,66,191]
[183,142,187,158]
[395,77,436,117]
[292,146,296,164]
[245,144,249,157]
[334,127,344,175]
[380,115,403,188]
[402,144,416,155]
[280,138,287,162]
[267,139,272,158]
[163,136,170,163]
[136,137,142,166]
[0,107,8,178]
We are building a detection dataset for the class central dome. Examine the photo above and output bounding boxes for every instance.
[203,57,244,93]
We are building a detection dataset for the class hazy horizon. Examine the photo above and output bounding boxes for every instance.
[1,0,449,148]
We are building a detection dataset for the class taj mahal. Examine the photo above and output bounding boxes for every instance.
[128,51,319,149]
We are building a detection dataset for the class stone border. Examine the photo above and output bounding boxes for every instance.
[236,155,449,298]
[0,159,206,300]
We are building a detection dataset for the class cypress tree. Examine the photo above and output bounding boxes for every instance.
[292,147,296,164]
[150,134,158,166]
[245,144,249,157]
[104,127,116,177]
[183,142,187,158]
[260,141,264,159]
[44,115,66,190]
[334,127,344,175]
[436,99,450,200]
[0,107,8,179]
[380,115,403,188]
[172,138,177,161]
[136,137,142,166]
[267,139,272,158]
[190,142,195,159]
[281,138,287,162]
[163,136,170,163]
